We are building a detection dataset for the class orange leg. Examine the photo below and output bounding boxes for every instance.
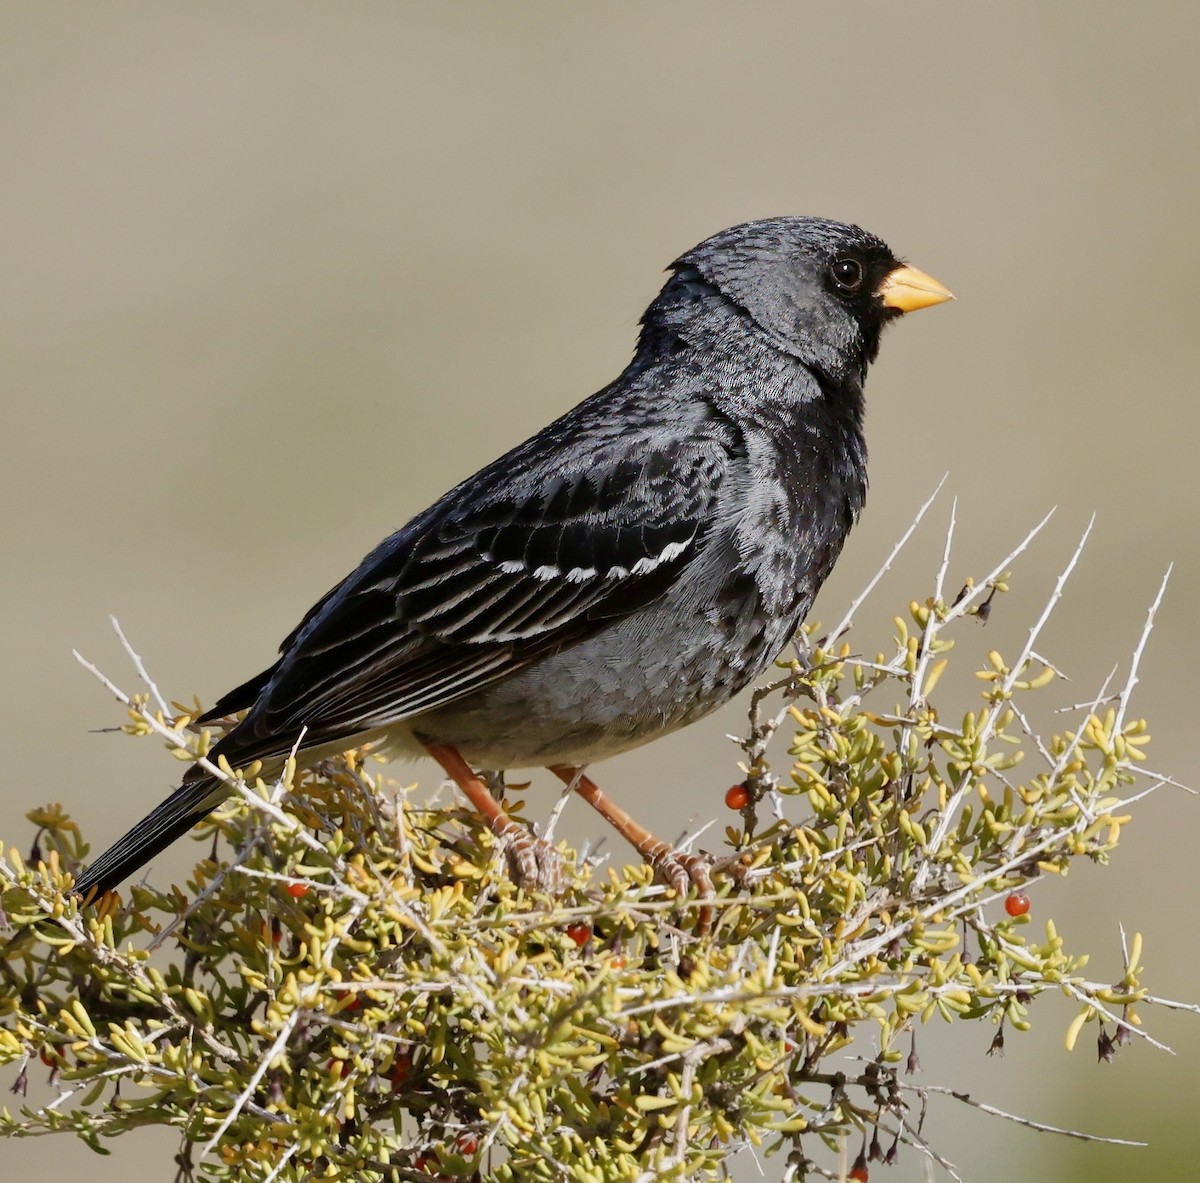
[424,743,561,892]
[548,765,715,930]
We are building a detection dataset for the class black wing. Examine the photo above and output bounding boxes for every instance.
[207,421,732,768]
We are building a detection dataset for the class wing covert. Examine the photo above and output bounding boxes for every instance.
[217,426,733,761]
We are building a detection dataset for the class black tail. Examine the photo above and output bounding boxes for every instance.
[72,776,228,899]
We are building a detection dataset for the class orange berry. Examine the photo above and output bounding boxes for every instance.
[285,882,309,899]
[1005,891,1031,917]
[725,782,750,810]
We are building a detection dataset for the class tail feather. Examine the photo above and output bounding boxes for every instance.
[72,777,229,899]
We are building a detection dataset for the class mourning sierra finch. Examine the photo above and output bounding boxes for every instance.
[74,216,951,900]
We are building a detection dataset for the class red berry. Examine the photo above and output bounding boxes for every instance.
[456,1133,480,1156]
[849,1168,869,1182]
[393,1051,417,1089]
[565,922,592,947]
[285,882,309,899]
[725,782,750,810]
[1005,891,1031,917]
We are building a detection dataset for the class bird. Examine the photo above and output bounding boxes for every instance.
[73,216,951,902]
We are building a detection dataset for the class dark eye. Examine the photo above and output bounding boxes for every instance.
[829,257,864,293]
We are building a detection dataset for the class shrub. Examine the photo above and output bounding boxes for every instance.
[0,506,1186,1181]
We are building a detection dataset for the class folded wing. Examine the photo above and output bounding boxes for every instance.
[204,424,733,770]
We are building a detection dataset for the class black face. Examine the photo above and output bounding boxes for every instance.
[678,216,904,382]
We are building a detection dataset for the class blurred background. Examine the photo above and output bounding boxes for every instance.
[3,4,1198,1179]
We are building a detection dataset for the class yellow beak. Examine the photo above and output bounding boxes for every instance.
[878,264,954,313]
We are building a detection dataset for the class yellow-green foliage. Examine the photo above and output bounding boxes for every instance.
[0,567,1176,1182]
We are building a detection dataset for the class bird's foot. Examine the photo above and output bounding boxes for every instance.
[502,824,564,896]
[423,743,564,894]
[709,850,757,888]
[648,846,715,935]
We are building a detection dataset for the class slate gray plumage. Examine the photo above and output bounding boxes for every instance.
[74,216,951,898]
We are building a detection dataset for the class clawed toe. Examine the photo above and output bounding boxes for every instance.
[649,847,716,934]
[504,829,564,895]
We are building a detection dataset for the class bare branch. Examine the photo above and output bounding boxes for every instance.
[912,1084,1147,1146]
[824,474,947,645]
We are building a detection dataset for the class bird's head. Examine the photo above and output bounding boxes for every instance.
[667,216,952,386]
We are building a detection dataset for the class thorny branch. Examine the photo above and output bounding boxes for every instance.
[0,499,1192,1183]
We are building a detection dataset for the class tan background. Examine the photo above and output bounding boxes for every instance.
[3,4,1198,1180]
